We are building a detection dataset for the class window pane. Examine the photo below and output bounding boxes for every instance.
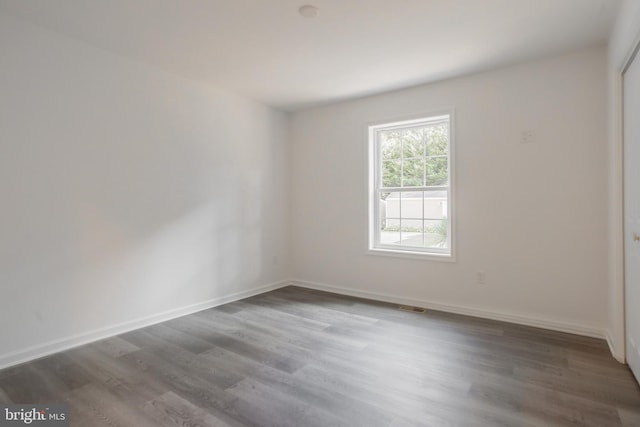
[380,192,400,246]
[402,129,425,158]
[425,218,448,248]
[385,218,400,229]
[379,192,389,232]
[400,219,424,247]
[426,124,448,156]
[382,190,449,249]
[402,158,424,187]
[423,190,448,219]
[382,160,401,187]
[401,219,423,232]
[381,131,401,160]
[426,157,448,186]
[383,192,400,222]
[380,229,401,245]
[400,192,423,219]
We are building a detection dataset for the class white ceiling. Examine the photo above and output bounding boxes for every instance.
[0,0,620,111]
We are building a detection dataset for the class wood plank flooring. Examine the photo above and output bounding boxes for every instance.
[0,286,639,426]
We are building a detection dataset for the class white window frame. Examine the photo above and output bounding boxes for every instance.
[367,111,455,261]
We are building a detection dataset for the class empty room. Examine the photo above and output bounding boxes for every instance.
[1,0,640,426]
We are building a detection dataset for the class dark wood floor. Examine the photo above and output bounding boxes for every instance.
[1,286,639,426]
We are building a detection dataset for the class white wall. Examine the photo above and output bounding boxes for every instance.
[607,0,640,362]
[290,47,609,336]
[0,12,290,367]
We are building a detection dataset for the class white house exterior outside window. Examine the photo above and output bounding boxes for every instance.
[368,113,454,260]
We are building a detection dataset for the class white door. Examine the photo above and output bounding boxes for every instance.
[624,48,640,382]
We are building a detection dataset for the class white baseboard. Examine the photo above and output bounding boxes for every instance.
[0,278,612,370]
[0,280,291,370]
[606,329,626,363]
[292,279,606,339]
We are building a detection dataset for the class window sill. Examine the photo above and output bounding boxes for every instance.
[366,247,456,262]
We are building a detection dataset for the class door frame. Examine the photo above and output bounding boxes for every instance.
[615,34,640,364]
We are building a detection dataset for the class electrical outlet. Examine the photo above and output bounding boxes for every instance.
[477,271,486,285]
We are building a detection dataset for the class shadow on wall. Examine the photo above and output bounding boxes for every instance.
[0,10,288,359]
[68,194,264,325]
[0,168,267,356]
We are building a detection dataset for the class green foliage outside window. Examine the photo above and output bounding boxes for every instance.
[380,124,448,195]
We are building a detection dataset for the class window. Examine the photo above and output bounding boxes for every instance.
[368,113,454,259]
